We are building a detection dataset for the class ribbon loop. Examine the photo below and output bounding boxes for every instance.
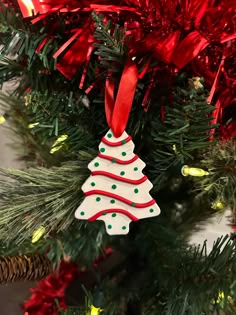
[105,59,138,137]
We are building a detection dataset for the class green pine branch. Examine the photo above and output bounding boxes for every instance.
[0,57,25,87]
[164,235,236,315]
[0,2,25,33]
[92,12,127,74]
[59,308,81,315]
[143,78,218,188]
[122,230,236,315]
[0,161,89,243]
[196,138,236,211]
[0,92,99,164]
[0,3,71,93]
[0,93,57,165]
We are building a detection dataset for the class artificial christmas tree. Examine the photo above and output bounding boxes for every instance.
[0,1,235,314]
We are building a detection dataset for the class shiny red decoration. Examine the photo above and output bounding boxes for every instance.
[105,58,138,137]
[55,25,94,80]
[23,261,79,315]
[16,1,235,71]
[14,0,236,138]
[23,248,113,315]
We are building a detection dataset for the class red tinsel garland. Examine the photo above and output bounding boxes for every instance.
[23,249,113,315]
[13,0,235,139]
[17,1,236,69]
[23,261,79,315]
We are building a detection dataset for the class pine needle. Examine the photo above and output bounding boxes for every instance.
[0,159,91,244]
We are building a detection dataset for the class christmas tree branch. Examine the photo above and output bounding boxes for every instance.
[124,230,236,314]
[0,92,98,164]
[0,161,89,243]
[59,308,81,315]
[196,138,236,212]
[143,80,217,188]
[92,12,127,73]
[164,235,236,314]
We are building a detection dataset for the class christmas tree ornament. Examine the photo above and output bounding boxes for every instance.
[75,129,160,235]
[75,59,160,235]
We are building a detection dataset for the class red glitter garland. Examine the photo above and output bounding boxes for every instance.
[13,0,235,139]
[23,261,79,315]
[23,248,113,315]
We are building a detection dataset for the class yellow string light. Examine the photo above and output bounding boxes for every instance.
[0,116,6,124]
[87,305,102,315]
[211,200,225,210]
[28,122,39,129]
[188,77,204,90]
[181,165,209,177]
[215,291,233,307]
[32,226,46,243]
[50,134,68,154]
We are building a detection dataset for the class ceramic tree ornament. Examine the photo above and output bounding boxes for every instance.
[75,129,161,235]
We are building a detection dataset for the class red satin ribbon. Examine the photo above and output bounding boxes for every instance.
[105,59,138,137]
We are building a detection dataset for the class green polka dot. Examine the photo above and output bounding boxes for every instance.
[112,213,116,217]
[102,212,107,215]
[108,224,112,229]
[134,188,139,194]
[122,226,126,230]
[122,140,126,144]
[149,208,154,213]
[110,199,115,204]
[107,133,112,138]
[112,184,117,189]
[80,211,85,216]
[122,152,127,156]
[131,202,136,207]
[96,197,101,202]
[134,167,138,171]
[94,162,99,167]
[112,158,116,163]
[91,182,96,187]
[120,171,125,176]
[100,148,105,153]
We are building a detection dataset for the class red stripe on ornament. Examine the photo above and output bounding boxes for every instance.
[88,208,139,221]
[91,171,147,184]
[98,153,138,164]
[84,190,156,208]
[102,136,132,146]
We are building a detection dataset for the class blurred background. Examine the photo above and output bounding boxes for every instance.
[0,82,34,315]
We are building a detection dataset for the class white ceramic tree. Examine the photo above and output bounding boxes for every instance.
[75,129,160,235]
